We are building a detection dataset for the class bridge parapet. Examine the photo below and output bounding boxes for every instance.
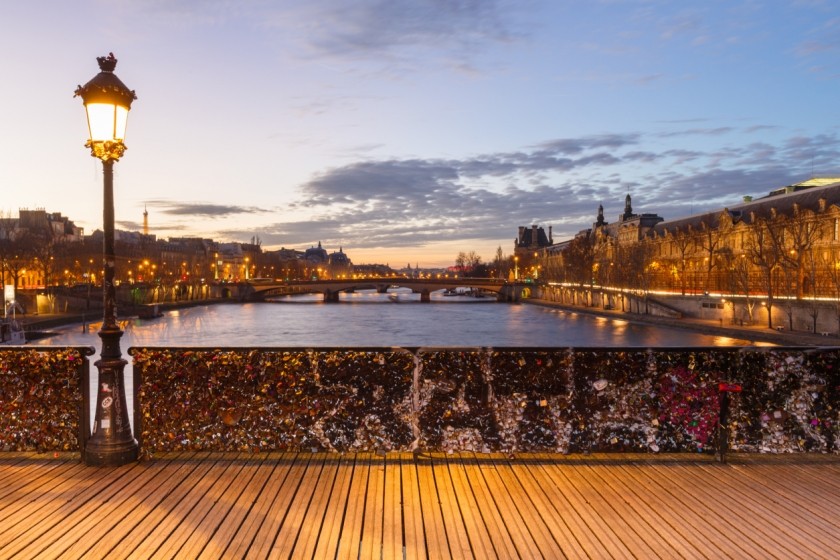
[243,278,527,302]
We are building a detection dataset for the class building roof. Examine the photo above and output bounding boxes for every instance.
[652,178,840,236]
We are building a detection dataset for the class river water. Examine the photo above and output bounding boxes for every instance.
[34,290,752,348]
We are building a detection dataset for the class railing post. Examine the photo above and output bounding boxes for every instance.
[80,349,92,454]
[717,382,742,464]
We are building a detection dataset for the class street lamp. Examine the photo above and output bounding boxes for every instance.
[75,53,138,466]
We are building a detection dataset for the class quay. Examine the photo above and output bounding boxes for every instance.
[1,452,838,559]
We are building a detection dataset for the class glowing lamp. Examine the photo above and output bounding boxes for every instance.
[74,53,136,161]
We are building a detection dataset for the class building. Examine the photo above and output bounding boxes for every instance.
[542,178,840,307]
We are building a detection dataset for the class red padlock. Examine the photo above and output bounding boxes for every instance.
[718,382,742,392]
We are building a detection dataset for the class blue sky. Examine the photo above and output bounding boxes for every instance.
[1,0,838,267]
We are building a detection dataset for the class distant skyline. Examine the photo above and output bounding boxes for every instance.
[2,1,839,267]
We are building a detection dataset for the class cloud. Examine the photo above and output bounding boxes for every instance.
[533,134,640,154]
[658,127,734,138]
[300,0,523,58]
[145,200,270,217]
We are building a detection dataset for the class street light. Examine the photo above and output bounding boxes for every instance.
[75,53,138,466]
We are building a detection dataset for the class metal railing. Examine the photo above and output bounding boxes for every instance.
[128,346,840,458]
[0,346,95,452]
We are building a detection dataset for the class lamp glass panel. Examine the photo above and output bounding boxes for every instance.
[114,105,129,140]
[85,103,130,142]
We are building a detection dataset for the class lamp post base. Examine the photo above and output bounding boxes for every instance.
[84,336,138,466]
[85,437,139,466]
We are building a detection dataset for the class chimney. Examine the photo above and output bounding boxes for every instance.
[548,226,553,244]
[531,225,538,247]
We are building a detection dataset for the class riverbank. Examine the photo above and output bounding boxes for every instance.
[526,298,839,347]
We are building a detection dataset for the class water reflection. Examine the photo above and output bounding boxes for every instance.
[34,301,759,348]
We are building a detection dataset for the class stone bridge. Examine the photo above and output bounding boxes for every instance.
[240,277,530,303]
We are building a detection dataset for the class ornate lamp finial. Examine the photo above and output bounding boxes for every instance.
[96,52,118,72]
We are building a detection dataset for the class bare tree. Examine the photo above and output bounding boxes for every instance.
[820,249,840,334]
[781,204,826,298]
[454,251,483,277]
[666,228,694,295]
[0,237,32,289]
[745,216,785,328]
[562,234,595,288]
[494,246,506,279]
[694,220,722,292]
[625,240,654,313]
[724,252,757,324]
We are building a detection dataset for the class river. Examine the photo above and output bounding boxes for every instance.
[34,290,752,348]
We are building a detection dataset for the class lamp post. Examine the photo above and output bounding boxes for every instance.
[75,53,139,466]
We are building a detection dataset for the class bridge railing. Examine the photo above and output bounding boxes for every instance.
[0,346,95,452]
[128,346,839,456]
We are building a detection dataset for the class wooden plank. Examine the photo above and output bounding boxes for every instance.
[431,453,474,558]
[335,453,372,560]
[580,461,708,559]
[267,453,328,559]
[660,457,836,558]
[312,454,357,559]
[415,455,451,559]
[70,453,207,559]
[145,453,256,560]
[31,453,198,559]
[457,454,519,558]
[444,455,495,559]
[0,452,836,559]
[732,462,840,514]
[548,456,664,558]
[0,461,114,543]
[382,453,403,560]
[620,455,767,559]
[292,453,342,558]
[501,456,590,559]
[0,463,136,558]
[0,456,77,499]
[176,454,265,558]
[478,453,561,558]
[221,452,297,559]
[195,453,278,559]
[100,453,218,559]
[399,453,428,560]
[514,456,609,558]
[357,454,386,560]
[241,454,313,559]
[605,457,741,559]
[688,461,840,557]
[535,456,637,559]
[124,453,245,560]
[638,459,802,559]
[488,454,567,559]
[0,461,88,520]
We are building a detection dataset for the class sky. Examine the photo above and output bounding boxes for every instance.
[1,1,839,268]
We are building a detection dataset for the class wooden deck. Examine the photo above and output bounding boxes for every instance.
[0,452,838,559]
